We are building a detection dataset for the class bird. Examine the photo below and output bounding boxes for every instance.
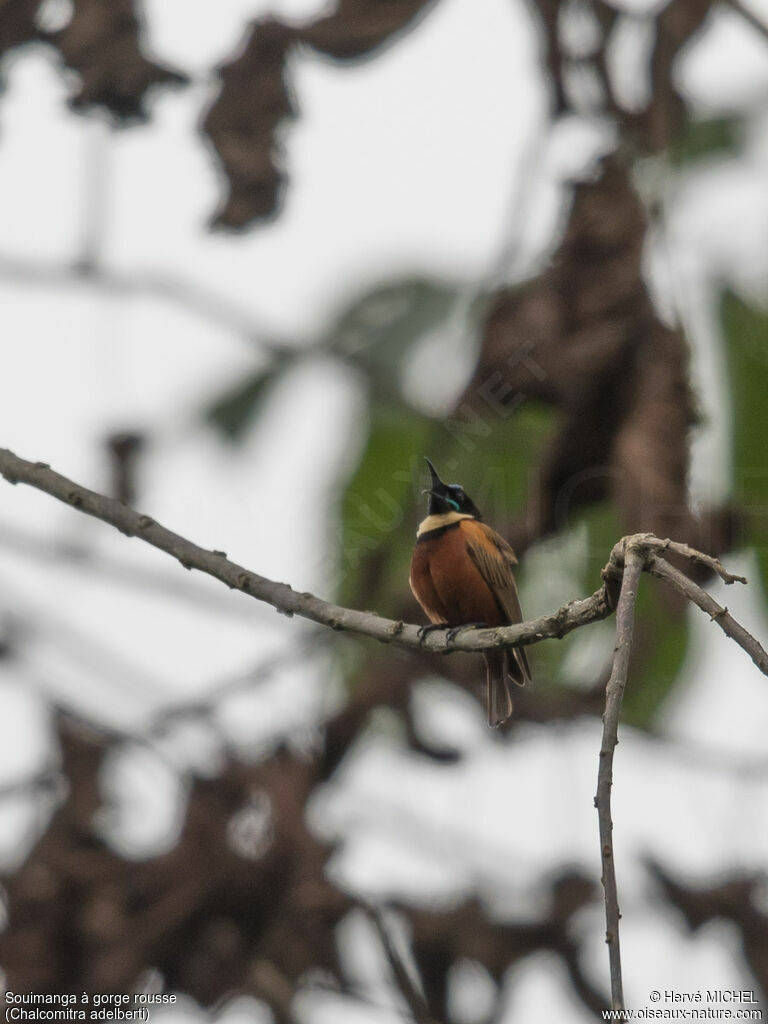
[409,457,532,727]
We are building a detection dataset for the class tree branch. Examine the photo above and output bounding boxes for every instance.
[648,554,768,676]
[723,0,768,45]
[0,253,281,352]
[595,545,644,1012]
[645,538,747,586]
[363,905,436,1024]
[0,449,765,679]
[0,447,612,655]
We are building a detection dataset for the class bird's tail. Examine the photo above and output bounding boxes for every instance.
[485,651,513,728]
[484,647,532,728]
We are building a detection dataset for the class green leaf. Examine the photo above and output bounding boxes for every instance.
[517,522,607,690]
[338,401,439,612]
[624,575,689,728]
[465,401,555,523]
[669,117,741,166]
[325,277,461,397]
[720,289,768,591]
[522,502,688,727]
[205,360,286,441]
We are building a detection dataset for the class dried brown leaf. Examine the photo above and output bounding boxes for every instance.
[50,0,186,120]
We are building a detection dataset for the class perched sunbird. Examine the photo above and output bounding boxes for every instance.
[409,458,532,727]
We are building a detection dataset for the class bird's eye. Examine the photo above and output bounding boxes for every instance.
[446,497,460,511]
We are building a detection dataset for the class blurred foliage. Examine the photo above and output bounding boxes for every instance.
[338,400,435,610]
[339,397,557,615]
[721,289,768,592]
[206,276,462,441]
[204,2,437,226]
[626,575,689,727]
[206,357,289,440]
[324,276,461,400]
[668,117,741,166]
[528,501,689,726]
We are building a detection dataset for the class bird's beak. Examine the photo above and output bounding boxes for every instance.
[424,457,444,491]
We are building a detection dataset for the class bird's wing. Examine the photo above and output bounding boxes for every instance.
[463,520,532,686]
[462,520,522,622]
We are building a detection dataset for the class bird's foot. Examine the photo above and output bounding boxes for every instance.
[417,623,449,645]
[445,622,489,643]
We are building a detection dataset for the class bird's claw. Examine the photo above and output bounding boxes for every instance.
[417,623,449,645]
[417,622,489,646]
[446,622,488,642]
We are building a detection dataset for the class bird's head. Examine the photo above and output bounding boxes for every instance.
[423,458,482,519]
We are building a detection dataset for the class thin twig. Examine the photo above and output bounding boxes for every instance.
[363,905,435,1024]
[0,521,265,621]
[147,630,329,732]
[311,977,438,1024]
[77,121,110,274]
[595,545,644,1011]
[649,537,747,586]
[724,0,768,44]
[0,254,284,353]
[649,555,768,677]
[248,959,300,1024]
[605,534,747,587]
[0,769,65,801]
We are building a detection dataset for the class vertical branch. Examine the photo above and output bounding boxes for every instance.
[77,119,111,274]
[595,546,644,1011]
[364,905,435,1024]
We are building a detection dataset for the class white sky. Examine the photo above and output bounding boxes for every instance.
[2,0,768,1020]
